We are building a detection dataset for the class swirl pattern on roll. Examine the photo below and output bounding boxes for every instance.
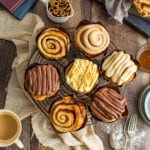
[75,24,110,56]
[37,28,70,59]
[50,96,86,132]
[89,87,127,122]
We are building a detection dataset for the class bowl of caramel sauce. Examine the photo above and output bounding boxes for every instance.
[136,42,150,73]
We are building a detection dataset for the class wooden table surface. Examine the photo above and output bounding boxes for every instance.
[0,0,150,150]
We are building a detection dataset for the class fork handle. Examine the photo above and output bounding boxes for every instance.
[124,138,128,150]
[129,138,133,150]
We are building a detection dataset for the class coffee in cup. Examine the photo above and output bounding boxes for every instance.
[0,109,24,148]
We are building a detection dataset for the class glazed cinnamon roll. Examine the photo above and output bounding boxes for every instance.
[50,96,87,132]
[89,87,127,122]
[74,24,110,56]
[37,28,70,60]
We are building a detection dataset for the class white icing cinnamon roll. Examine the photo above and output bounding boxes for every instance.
[74,24,110,56]
[65,58,99,93]
[102,51,138,85]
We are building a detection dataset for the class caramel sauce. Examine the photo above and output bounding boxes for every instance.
[139,48,150,71]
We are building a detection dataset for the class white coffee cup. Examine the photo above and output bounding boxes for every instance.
[0,109,24,148]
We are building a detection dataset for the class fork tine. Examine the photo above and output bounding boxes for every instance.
[130,114,135,130]
[131,117,135,132]
[124,114,132,150]
[124,113,131,132]
[124,113,137,150]
[132,114,137,131]
[128,114,134,131]
[126,113,138,150]
[128,114,137,132]
[132,114,137,129]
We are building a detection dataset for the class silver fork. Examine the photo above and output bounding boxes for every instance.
[127,113,137,150]
[124,114,130,150]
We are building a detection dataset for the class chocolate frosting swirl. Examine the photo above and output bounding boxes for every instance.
[89,87,127,122]
[25,64,59,97]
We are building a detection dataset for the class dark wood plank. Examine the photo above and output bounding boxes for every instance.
[0,39,16,109]
[81,0,92,21]
[0,80,7,109]
[0,40,16,77]
[21,117,32,150]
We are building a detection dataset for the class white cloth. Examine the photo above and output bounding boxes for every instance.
[0,10,104,150]
[105,0,132,23]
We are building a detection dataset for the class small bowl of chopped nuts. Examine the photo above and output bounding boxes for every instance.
[47,0,74,23]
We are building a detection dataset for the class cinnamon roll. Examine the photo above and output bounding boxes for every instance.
[50,96,87,132]
[65,58,99,93]
[37,28,70,60]
[102,51,138,86]
[74,24,110,56]
[24,64,59,101]
[133,0,150,17]
[89,87,127,122]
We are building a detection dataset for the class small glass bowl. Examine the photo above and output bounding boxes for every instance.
[136,42,150,73]
[46,0,74,23]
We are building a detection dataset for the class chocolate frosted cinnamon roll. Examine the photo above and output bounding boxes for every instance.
[89,87,127,122]
[25,64,59,101]
[74,24,110,56]
[50,96,87,132]
[37,28,70,60]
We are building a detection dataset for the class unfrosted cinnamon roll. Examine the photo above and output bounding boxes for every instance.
[74,24,110,56]
[37,28,70,60]
[50,96,87,132]
[89,87,127,122]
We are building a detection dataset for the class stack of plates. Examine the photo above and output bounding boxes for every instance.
[138,85,150,126]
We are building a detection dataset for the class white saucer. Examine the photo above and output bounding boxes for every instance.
[138,85,150,126]
[144,91,150,120]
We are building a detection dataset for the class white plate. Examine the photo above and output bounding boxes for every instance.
[138,85,150,126]
[144,91,150,120]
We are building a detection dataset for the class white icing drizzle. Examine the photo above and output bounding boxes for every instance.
[66,59,99,93]
[102,51,137,85]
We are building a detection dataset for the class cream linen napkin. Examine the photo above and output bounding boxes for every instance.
[105,0,132,23]
[0,10,104,150]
